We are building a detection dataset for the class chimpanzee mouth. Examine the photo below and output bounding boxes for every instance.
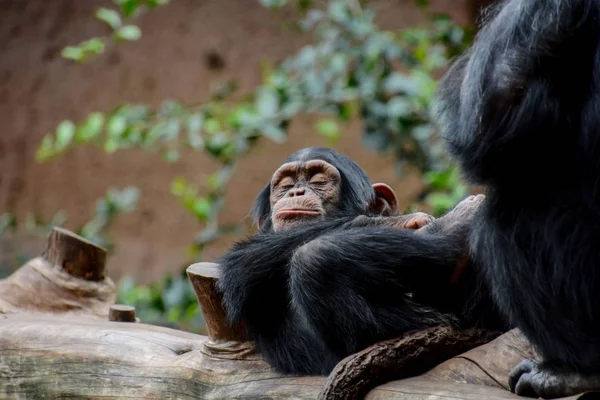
[276,209,321,219]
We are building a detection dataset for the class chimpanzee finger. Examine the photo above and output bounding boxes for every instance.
[509,359,537,392]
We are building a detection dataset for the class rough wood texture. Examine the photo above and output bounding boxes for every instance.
[318,326,502,400]
[109,304,137,322]
[43,227,107,281]
[186,262,247,342]
[0,228,115,318]
[186,262,256,359]
[0,314,590,400]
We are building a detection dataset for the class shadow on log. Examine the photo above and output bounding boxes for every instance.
[0,227,596,399]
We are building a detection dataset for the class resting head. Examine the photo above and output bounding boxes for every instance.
[252,147,399,232]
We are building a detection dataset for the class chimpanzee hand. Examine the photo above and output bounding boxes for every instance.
[417,194,485,236]
[394,212,435,229]
[509,359,600,399]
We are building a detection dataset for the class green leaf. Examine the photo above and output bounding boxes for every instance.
[192,198,212,221]
[411,124,435,142]
[96,7,122,30]
[55,120,76,150]
[61,46,84,62]
[115,25,142,41]
[36,135,55,162]
[163,119,181,140]
[262,124,286,143]
[107,115,127,137]
[77,112,105,143]
[80,38,106,55]
[328,1,349,23]
[163,149,180,162]
[207,166,233,191]
[387,97,413,118]
[147,0,170,6]
[158,100,185,117]
[115,0,141,17]
[315,119,340,141]
[206,132,231,155]
[146,123,166,144]
[170,177,188,197]
[337,102,358,121]
[204,119,220,135]
[186,114,205,150]
[383,73,419,95]
[118,187,140,210]
[256,88,279,118]
[104,138,119,153]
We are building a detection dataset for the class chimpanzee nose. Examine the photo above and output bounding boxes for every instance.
[289,187,305,197]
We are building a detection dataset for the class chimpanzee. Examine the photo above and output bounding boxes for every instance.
[217,146,506,376]
[434,0,600,397]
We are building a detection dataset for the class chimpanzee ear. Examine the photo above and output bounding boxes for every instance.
[369,183,399,216]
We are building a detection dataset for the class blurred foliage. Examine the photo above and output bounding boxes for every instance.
[117,268,205,333]
[25,0,474,331]
[0,187,138,250]
[62,0,170,63]
[0,187,138,278]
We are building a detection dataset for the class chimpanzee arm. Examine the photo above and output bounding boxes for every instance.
[220,223,468,373]
[217,218,353,327]
[288,225,466,350]
[435,0,598,186]
[287,195,483,357]
[219,213,468,328]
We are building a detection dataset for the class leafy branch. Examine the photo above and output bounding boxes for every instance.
[62,0,171,63]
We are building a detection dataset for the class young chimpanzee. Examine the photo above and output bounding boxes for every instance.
[217,147,506,376]
[434,0,600,397]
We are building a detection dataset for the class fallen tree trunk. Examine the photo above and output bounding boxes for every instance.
[0,228,594,399]
[0,314,552,400]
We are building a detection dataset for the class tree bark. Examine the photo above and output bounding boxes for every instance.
[0,314,576,400]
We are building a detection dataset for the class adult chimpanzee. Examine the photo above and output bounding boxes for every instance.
[217,147,506,376]
[434,0,600,397]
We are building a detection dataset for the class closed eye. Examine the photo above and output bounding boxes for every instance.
[310,181,326,187]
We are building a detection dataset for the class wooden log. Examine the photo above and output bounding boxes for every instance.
[186,262,256,359]
[0,227,115,318]
[108,304,136,322]
[0,314,591,400]
[186,262,245,342]
[43,227,107,281]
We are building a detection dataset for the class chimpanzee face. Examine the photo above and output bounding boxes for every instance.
[252,147,401,233]
[269,159,342,231]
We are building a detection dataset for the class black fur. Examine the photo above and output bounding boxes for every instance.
[435,0,600,397]
[217,147,505,375]
[219,217,469,375]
